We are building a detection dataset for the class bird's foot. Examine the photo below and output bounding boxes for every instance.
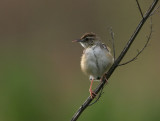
[89,89,97,99]
[101,75,108,84]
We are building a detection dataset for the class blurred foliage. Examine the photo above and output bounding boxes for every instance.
[0,0,160,121]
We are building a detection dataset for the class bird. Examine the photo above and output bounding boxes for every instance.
[73,32,114,98]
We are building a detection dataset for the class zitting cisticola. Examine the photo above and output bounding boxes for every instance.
[73,32,114,98]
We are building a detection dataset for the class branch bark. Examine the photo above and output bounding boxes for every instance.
[71,0,159,121]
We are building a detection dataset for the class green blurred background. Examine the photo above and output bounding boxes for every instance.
[0,0,160,121]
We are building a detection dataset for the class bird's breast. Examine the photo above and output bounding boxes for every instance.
[80,46,113,79]
[81,48,96,74]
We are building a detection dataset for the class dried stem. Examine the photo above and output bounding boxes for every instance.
[109,27,116,61]
[136,0,144,18]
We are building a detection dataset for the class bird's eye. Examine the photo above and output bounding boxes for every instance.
[85,38,89,41]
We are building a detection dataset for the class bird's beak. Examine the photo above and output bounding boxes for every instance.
[72,39,83,42]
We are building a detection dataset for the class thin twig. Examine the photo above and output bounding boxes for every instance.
[150,5,160,16]
[119,17,153,66]
[71,1,159,121]
[136,0,144,18]
[109,27,116,61]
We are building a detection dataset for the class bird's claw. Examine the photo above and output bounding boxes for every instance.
[101,75,108,84]
[89,89,97,99]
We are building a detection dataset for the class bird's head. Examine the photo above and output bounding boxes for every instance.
[73,32,100,48]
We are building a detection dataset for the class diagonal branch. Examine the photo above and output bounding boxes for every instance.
[71,1,159,121]
[119,17,153,66]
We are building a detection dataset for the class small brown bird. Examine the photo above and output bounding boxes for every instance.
[73,32,114,98]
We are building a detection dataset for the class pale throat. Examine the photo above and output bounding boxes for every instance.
[80,42,89,48]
